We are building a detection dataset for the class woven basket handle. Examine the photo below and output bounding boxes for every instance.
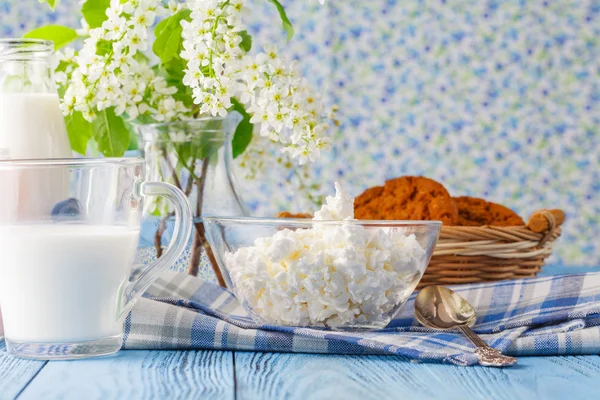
[527,209,565,246]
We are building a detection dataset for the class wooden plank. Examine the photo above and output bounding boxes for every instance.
[234,352,600,400]
[234,352,432,400]
[18,350,235,400]
[540,264,600,276]
[0,341,46,399]
[413,355,600,400]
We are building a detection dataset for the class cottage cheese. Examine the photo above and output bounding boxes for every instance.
[225,183,426,327]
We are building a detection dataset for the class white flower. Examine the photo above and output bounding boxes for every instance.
[59,47,76,63]
[59,0,330,165]
[167,0,182,13]
[102,9,127,40]
[133,8,157,27]
[61,0,191,123]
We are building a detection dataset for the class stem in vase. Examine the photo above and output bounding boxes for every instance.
[154,216,167,258]
[188,158,226,287]
[153,148,181,259]
[162,148,183,188]
[154,212,175,258]
[192,221,225,287]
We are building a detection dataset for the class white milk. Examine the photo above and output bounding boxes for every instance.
[0,224,140,343]
[0,93,71,159]
[0,93,72,222]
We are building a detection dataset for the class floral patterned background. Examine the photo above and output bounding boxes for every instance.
[1,0,599,266]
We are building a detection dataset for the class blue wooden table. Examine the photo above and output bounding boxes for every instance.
[2,265,599,400]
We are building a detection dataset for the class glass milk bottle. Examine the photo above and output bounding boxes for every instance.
[0,149,5,338]
[0,39,72,221]
[0,39,71,159]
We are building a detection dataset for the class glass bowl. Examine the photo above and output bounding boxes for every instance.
[204,217,441,331]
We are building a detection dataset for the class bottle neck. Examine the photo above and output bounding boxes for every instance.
[0,39,57,94]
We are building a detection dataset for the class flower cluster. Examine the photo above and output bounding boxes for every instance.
[57,0,330,164]
[244,48,330,164]
[180,0,330,164]
[180,0,245,117]
[61,0,190,122]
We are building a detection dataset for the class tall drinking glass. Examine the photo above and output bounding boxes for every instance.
[0,158,192,360]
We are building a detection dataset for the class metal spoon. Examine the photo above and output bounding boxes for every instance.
[414,285,517,367]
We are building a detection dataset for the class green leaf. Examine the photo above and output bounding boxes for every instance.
[153,58,193,108]
[153,24,182,63]
[163,57,186,80]
[193,138,223,161]
[169,78,194,108]
[152,10,191,63]
[39,0,59,10]
[81,0,110,29]
[24,25,77,50]
[154,16,172,38]
[132,114,155,125]
[55,60,70,73]
[95,39,112,55]
[231,98,253,158]
[266,0,294,41]
[133,51,149,63]
[65,111,93,155]
[123,119,139,151]
[92,108,130,157]
[159,10,191,34]
[239,30,253,52]
[173,137,221,169]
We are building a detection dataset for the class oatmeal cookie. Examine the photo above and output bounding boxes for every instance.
[354,176,459,225]
[353,186,385,220]
[276,211,312,219]
[454,196,524,227]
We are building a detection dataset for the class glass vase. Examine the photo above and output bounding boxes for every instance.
[136,112,249,286]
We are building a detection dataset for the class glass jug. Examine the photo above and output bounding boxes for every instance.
[0,39,71,159]
[0,158,192,360]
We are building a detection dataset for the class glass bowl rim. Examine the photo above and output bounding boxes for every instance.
[203,216,443,227]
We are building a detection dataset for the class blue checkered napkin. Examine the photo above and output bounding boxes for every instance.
[123,271,600,366]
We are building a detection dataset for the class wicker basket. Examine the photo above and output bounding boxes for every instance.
[418,209,563,289]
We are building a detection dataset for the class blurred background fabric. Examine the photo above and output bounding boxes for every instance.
[1,0,598,266]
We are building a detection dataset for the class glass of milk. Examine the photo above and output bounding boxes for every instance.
[0,158,193,360]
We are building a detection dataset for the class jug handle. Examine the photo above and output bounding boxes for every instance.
[117,181,193,321]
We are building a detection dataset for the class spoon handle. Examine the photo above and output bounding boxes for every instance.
[458,325,517,367]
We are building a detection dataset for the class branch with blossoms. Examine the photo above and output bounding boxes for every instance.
[28,0,331,164]
[27,0,332,283]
